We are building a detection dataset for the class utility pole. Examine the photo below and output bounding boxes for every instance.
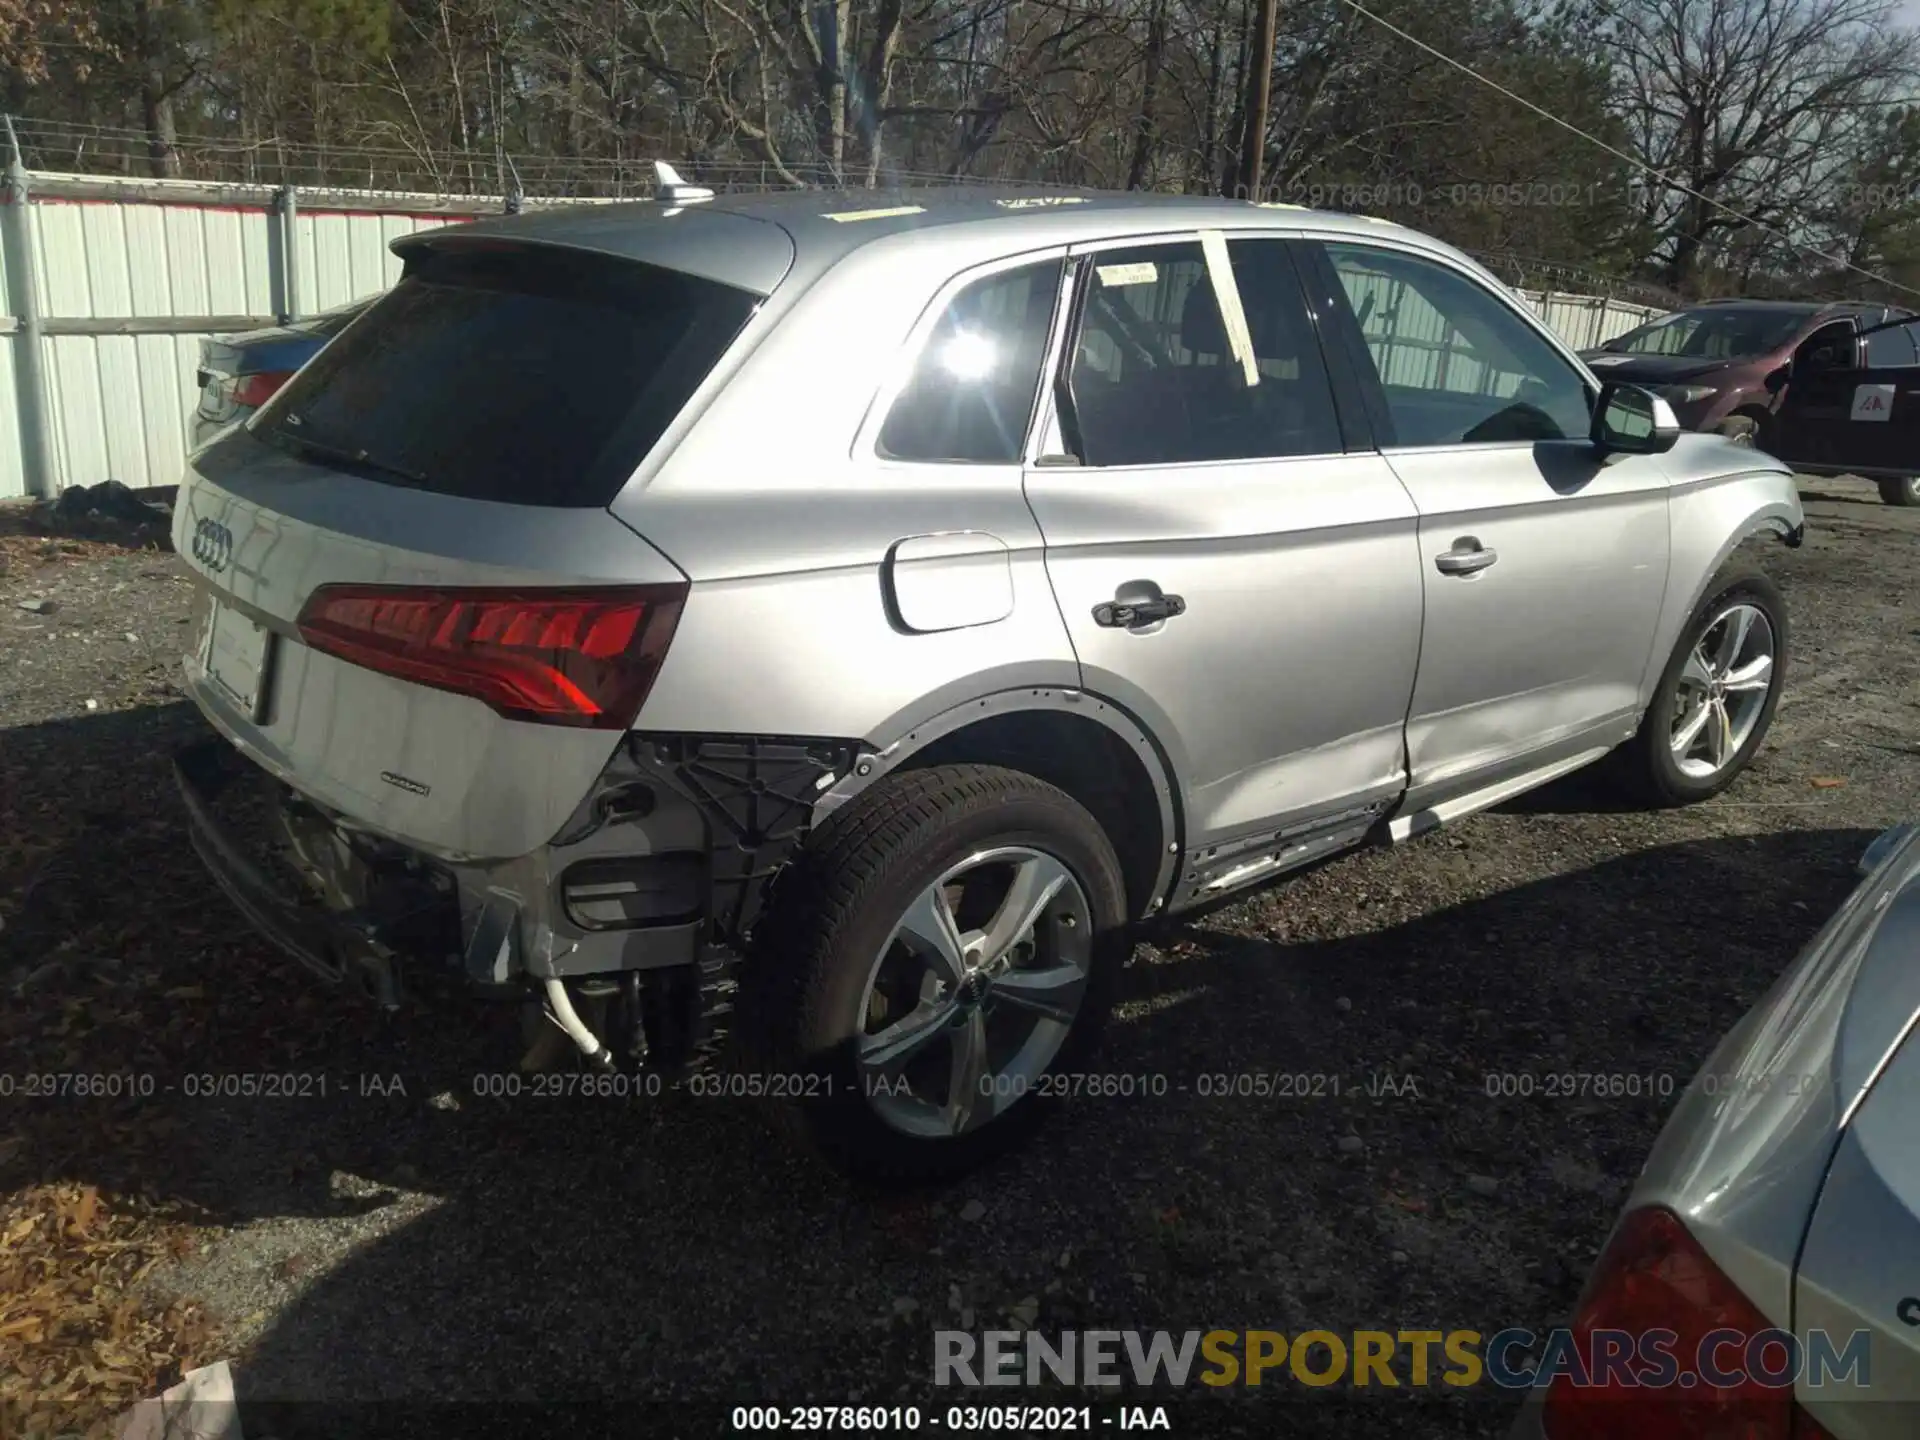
[1237,0,1280,200]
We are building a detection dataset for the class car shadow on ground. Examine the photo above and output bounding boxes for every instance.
[0,699,1879,1440]
[1488,759,1651,817]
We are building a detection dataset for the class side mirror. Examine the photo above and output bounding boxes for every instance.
[1591,382,1681,455]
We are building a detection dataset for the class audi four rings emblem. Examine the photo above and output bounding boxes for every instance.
[192,517,234,573]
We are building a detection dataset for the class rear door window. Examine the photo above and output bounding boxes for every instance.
[1062,238,1342,466]
[254,246,760,506]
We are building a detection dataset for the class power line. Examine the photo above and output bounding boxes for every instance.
[1333,0,1920,300]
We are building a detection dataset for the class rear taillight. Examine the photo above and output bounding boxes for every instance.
[1544,1206,1829,1440]
[295,584,687,729]
[232,370,296,407]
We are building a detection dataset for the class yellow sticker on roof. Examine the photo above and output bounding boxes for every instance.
[822,205,925,223]
[995,196,1089,210]
[1096,261,1158,286]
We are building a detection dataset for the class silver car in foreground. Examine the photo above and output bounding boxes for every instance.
[1509,822,1920,1440]
[171,177,1805,1182]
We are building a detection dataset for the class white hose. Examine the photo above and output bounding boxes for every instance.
[542,977,614,1068]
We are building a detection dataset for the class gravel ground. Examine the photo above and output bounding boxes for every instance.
[3,477,1918,1439]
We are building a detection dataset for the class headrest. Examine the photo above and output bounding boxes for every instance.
[1180,278,1294,361]
[1180,281,1229,358]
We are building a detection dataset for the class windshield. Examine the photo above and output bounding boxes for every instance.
[1608,306,1815,359]
[253,245,758,506]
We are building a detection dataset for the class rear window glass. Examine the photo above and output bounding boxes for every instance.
[1867,321,1920,368]
[879,259,1064,463]
[253,246,759,506]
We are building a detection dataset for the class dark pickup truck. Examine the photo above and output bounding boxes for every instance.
[1769,314,1920,507]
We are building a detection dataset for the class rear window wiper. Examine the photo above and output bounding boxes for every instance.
[265,419,428,486]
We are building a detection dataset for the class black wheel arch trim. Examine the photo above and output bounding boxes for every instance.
[807,686,1184,921]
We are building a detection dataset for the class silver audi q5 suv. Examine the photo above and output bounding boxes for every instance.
[172,178,1805,1182]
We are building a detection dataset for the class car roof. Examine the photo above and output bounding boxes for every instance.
[400,186,1445,296]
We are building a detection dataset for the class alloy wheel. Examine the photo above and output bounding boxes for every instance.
[856,846,1093,1139]
[1669,601,1777,780]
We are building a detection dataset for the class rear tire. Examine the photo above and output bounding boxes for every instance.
[1620,571,1787,807]
[1879,476,1920,507]
[739,764,1128,1186]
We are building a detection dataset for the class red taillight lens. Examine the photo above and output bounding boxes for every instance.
[295,583,687,729]
[1544,1205,1813,1440]
[231,370,297,407]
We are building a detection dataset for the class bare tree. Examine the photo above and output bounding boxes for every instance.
[1597,0,1920,291]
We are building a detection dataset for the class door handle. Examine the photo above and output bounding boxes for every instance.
[1434,540,1498,577]
[1093,594,1186,628]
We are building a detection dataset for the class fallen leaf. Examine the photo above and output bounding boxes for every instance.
[66,1187,100,1238]
[1810,776,1847,789]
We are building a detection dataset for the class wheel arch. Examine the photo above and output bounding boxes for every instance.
[1641,472,1804,711]
[812,687,1184,920]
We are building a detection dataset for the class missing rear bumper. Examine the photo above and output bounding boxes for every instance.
[173,737,456,1006]
[171,727,860,1071]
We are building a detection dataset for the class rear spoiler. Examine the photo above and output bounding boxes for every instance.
[388,209,794,296]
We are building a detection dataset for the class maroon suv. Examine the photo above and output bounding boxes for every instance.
[1578,298,1915,448]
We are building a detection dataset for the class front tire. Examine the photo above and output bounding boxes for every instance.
[740,764,1128,1185]
[1621,570,1788,807]
[1879,475,1920,507]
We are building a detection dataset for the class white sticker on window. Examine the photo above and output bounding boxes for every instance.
[822,205,925,223]
[996,196,1089,209]
[1095,262,1159,286]
[1852,383,1896,422]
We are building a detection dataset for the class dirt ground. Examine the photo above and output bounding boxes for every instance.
[1,477,1917,1439]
